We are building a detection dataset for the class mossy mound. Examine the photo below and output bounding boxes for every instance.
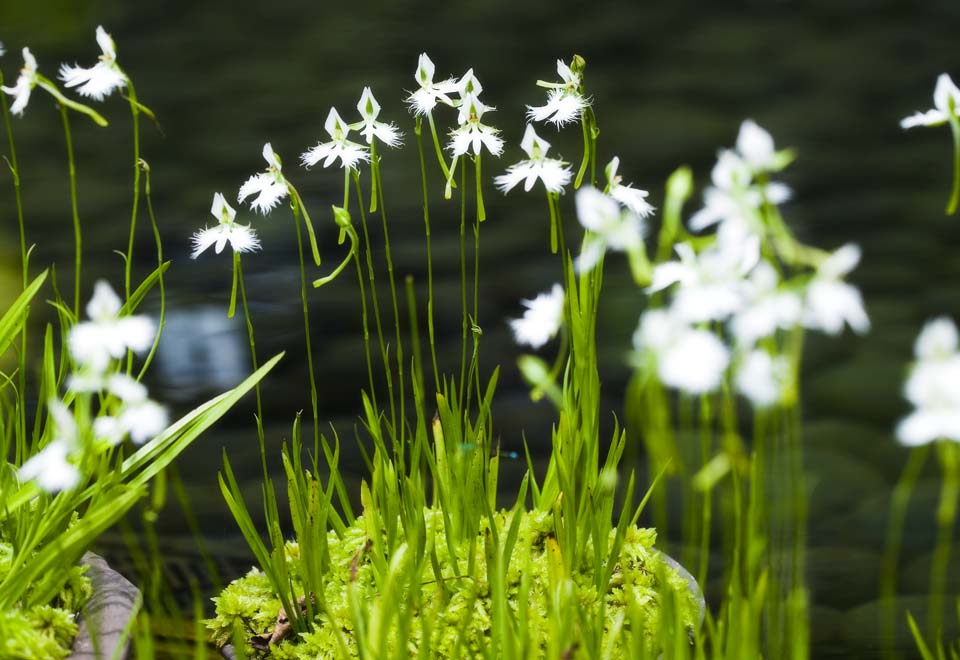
[209,508,700,658]
[0,541,93,660]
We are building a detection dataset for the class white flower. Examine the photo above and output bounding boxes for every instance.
[901,74,960,129]
[648,223,760,324]
[406,53,458,116]
[0,42,5,57]
[736,349,791,408]
[1,47,38,116]
[455,68,484,112]
[192,192,260,258]
[606,157,654,217]
[803,244,870,336]
[58,26,126,101]
[495,124,572,193]
[93,374,168,445]
[736,120,777,172]
[19,400,80,492]
[527,59,589,127]
[353,87,402,148]
[897,317,960,446]
[447,95,503,157]
[238,143,290,214]
[574,186,646,273]
[633,310,730,394]
[509,284,565,349]
[68,280,155,373]
[730,261,803,347]
[301,107,370,170]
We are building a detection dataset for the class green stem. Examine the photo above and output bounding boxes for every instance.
[289,184,323,266]
[291,198,320,448]
[574,110,590,189]
[37,77,108,127]
[947,116,960,215]
[59,105,81,316]
[124,81,142,302]
[136,162,165,380]
[353,169,396,436]
[928,440,959,643]
[426,111,455,188]
[698,393,713,589]
[236,252,267,478]
[414,118,441,390]
[458,164,468,412]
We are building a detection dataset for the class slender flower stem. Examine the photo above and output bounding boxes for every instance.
[291,197,320,448]
[414,118,441,389]
[426,111,455,188]
[458,164,468,412]
[574,111,591,189]
[697,393,714,588]
[372,149,406,445]
[947,115,960,215]
[353,169,396,435]
[235,252,268,477]
[124,80,142,302]
[136,161,166,380]
[59,105,82,316]
[928,440,959,643]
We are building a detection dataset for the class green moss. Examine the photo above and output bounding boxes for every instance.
[0,540,92,660]
[209,508,699,658]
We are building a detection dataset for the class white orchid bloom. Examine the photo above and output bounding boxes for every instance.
[92,374,169,446]
[574,186,646,273]
[509,284,565,349]
[353,87,402,148]
[729,261,803,347]
[58,26,127,101]
[897,317,960,446]
[192,192,261,258]
[736,349,791,408]
[301,107,370,170]
[406,53,458,116]
[447,94,503,157]
[238,143,290,214]
[1,47,39,115]
[901,74,960,129]
[527,59,590,127]
[19,400,80,492]
[802,243,870,336]
[605,156,655,217]
[68,281,155,373]
[495,125,572,193]
[633,309,730,394]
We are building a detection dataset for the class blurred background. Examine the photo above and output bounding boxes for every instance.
[2,0,959,656]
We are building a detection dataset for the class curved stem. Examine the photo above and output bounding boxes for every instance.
[236,252,267,478]
[125,80,142,302]
[291,198,320,448]
[59,105,81,316]
[574,110,590,189]
[947,116,960,215]
[426,111,455,188]
[136,162,166,380]
[289,183,322,266]
[928,440,959,643]
[414,118,441,389]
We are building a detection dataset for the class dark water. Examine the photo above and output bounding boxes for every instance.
[2,0,960,655]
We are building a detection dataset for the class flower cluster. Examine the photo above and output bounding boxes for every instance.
[19,282,167,493]
[301,87,401,171]
[633,121,868,404]
[897,318,960,446]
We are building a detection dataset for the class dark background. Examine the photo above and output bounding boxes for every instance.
[2,1,959,656]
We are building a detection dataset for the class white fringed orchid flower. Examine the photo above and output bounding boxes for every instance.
[901,74,960,129]
[301,107,370,170]
[238,143,290,214]
[1,47,39,115]
[633,309,730,394]
[509,284,565,349]
[406,52,458,116]
[527,59,589,127]
[802,243,870,336]
[897,317,960,446]
[58,25,127,101]
[353,87,402,148]
[605,157,655,217]
[495,125,571,193]
[68,281,155,373]
[447,94,503,157]
[192,193,260,258]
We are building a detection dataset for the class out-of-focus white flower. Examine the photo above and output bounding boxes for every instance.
[802,243,870,336]
[58,26,126,101]
[897,317,960,446]
[1,47,38,115]
[68,281,155,373]
[527,59,589,127]
[633,309,730,394]
[730,261,803,347]
[353,87,402,148]
[19,400,80,492]
[901,74,960,129]
[736,119,778,172]
[447,94,503,157]
[648,223,760,324]
[406,53,458,116]
[509,284,565,349]
[736,349,791,408]
[238,143,290,214]
[301,107,370,170]
[192,192,260,258]
[94,374,169,445]
[575,186,646,273]
[605,157,654,217]
[0,42,5,57]
[495,124,572,193]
